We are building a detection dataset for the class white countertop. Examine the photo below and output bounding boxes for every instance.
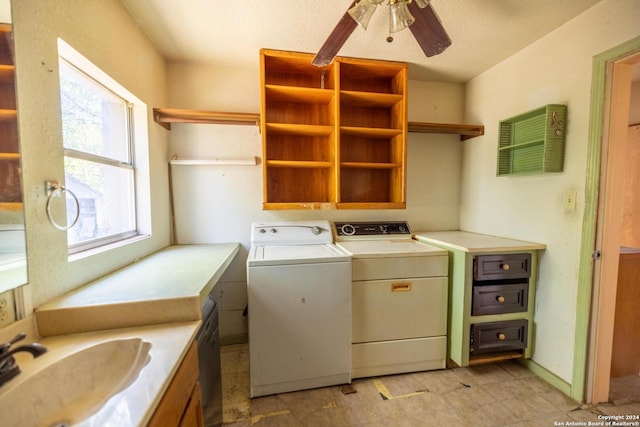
[0,317,199,427]
[0,243,241,426]
[414,231,546,253]
[35,243,240,336]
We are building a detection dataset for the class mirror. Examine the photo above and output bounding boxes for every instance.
[0,0,27,293]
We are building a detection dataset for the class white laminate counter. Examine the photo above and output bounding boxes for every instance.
[0,317,199,427]
[414,231,546,253]
[35,243,240,336]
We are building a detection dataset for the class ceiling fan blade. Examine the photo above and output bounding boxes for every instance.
[312,2,358,67]
[407,1,451,57]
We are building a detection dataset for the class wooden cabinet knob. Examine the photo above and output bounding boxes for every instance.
[497,333,506,341]
[496,296,505,303]
[501,263,510,271]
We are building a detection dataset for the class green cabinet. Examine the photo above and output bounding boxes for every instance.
[497,104,566,176]
[414,231,545,367]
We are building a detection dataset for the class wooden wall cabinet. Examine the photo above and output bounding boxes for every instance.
[260,49,407,210]
[148,340,204,427]
[0,23,21,211]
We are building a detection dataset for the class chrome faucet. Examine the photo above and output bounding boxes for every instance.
[0,333,48,387]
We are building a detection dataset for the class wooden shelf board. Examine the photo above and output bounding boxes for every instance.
[266,122,334,136]
[337,201,405,210]
[0,152,19,160]
[340,126,402,138]
[340,161,399,169]
[153,108,483,142]
[340,90,403,107]
[265,85,334,104]
[263,202,336,210]
[0,108,17,123]
[266,160,333,168]
[468,350,524,365]
[0,202,23,211]
[408,121,484,141]
[153,108,260,130]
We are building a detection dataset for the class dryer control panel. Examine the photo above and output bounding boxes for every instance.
[333,221,411,239]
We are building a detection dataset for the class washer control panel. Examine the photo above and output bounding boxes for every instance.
[333,221,411,239]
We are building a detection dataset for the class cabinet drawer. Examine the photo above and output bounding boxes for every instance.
[472,283,528,315]
[470,319,528,354]
[474,254,531,281]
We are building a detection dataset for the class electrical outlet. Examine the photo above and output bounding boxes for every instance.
[0,291,15,328]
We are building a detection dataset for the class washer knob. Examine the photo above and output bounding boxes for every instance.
[269,228,277,234]
[258,228,266,234]
[311,226,322,235]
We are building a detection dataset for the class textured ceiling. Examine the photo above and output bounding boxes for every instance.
[120,0,602,82]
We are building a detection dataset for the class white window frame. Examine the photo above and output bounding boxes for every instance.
[57,38,151,256]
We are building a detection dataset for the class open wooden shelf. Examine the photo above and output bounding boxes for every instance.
[153,108,260,130]
[154,107,483,141]
[408,121,484,141]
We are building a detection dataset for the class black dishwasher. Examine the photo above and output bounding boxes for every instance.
[197,294,222,427]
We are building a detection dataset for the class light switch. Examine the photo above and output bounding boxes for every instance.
[564,190,577,214]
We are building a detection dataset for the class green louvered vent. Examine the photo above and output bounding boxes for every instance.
[497,104,566,176]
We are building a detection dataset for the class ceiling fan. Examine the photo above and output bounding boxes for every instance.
[312,0,451,67]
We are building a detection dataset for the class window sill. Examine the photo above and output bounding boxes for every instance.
[68,234,151,263]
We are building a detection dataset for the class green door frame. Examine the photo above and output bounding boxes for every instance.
[573,36,640,402]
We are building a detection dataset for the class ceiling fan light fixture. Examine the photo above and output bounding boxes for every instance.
[414,0,430,8]
[348,0,379,30]
[388,0,415,33]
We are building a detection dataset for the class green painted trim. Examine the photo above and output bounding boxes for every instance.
[522,358,572,398]
[574,36,640,402]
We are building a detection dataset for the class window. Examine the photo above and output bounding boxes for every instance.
[57,39,150,253]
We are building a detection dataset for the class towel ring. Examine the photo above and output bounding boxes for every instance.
[45,181,80,231]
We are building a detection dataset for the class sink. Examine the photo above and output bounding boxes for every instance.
[0,337,151,427]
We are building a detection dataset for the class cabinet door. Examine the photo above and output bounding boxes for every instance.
[148,341,201,427]
[352,277,447,343]
[179,382,204,427]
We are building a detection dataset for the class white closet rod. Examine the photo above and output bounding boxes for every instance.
[169,157,257,166]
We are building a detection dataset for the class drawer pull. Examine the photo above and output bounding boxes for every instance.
[501,263,510,271]
[497,333,506,341]
[496,296,506,303]
[391,282,412,292]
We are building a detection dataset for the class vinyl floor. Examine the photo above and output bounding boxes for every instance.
[220,344,640,427]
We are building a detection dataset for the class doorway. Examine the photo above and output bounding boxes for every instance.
[582,42,640,404]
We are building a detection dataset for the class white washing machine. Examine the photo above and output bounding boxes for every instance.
[247,220,352,397]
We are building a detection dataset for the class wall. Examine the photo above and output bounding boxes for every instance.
[165,62,466,341]
[12,0,170,307]
[460,0,640,383]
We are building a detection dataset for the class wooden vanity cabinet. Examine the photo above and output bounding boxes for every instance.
[260,49,407,210]
[0,23,21,211]
[148,340,204,427]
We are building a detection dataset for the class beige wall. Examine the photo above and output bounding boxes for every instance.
[165,61,466,341]
[12,0,170,307]
[461,0,640,383]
